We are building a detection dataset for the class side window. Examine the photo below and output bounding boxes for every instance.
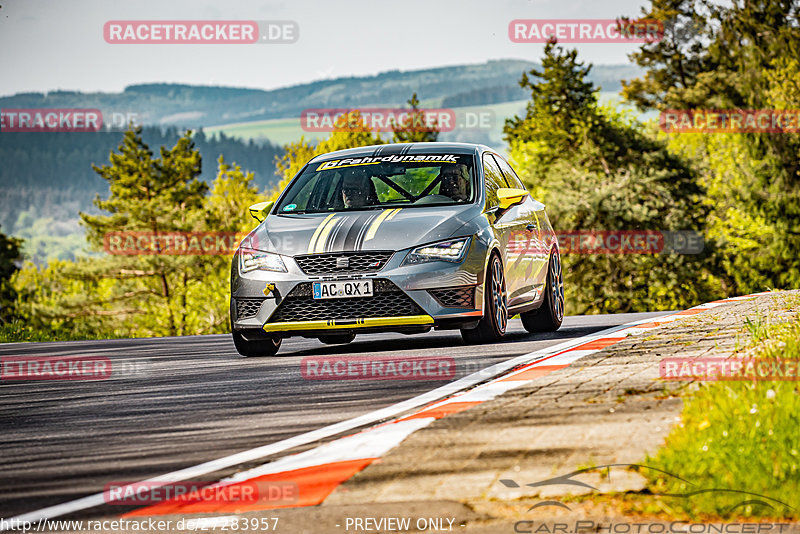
[492,154,526,190]
[482,154,508,210]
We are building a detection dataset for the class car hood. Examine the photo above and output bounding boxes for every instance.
[248,205,481,256]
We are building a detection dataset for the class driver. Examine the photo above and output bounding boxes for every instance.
[341,168,373,208]
[439,163,470,202]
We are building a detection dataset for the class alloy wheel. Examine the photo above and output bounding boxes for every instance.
[550,253,564,323]
[491,256,508,334]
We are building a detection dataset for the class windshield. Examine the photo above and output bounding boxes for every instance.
[276,153,475,213]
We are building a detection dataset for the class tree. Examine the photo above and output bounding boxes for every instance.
[0,225,23,323]
[186,157,265,333]
[504,44,596,169]
[624,0,800,293]
[391,93,440,143]
[620,0,712,111]
[623,0,799,113]
[74,128,208,336]
[505,43,719,314]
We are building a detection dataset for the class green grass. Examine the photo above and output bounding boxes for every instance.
[644,315,800,520]
[205,116,330,146]
[743,314,771,342]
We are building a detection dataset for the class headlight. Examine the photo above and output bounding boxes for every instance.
[239,248,287,273]
[403,237,471,265]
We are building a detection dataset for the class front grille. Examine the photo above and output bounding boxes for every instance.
[236,298,265,319]
[294,251,393,275]
[429,286,475,308]
[269,280,423,323]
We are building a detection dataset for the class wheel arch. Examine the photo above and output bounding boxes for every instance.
[476,243,503,315]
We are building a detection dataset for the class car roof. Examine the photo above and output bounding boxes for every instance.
[308,142,494,162]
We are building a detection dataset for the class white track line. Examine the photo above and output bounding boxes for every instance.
[6,296,765,527]
[224,417,435,481]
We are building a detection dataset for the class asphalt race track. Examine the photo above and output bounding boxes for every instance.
[0,312,669,519]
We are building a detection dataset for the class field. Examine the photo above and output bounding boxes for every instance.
[203,93,641,148]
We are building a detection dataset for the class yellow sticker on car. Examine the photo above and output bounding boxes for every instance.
[364,208,402,242]
[307,214,336,254]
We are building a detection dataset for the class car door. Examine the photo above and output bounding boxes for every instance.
[483,153,529,306]
[491,154,547,304]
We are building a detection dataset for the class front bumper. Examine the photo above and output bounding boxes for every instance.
[230,240,487,337]
[262,315,435,333]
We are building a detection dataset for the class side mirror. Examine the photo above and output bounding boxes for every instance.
[496,188,528,210]
[248,201,274,223]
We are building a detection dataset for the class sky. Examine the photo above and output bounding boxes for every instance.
[0,0,653,97]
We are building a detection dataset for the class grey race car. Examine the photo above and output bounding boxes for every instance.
[230,142,563,356]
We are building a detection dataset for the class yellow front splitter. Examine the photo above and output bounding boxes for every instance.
[262,315,434,333]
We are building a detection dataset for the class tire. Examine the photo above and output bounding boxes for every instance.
[521,250,564,333]
[318,333,356,345]
[461,253,508,344]
[232,330,282,357]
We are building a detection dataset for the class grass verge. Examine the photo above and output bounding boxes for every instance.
[643,314,800,520]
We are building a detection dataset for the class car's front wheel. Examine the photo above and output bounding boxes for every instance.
[461,253,507,344]
[521,250,564,332]
[232,330,282,357]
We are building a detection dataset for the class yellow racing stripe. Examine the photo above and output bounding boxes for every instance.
[314,216,340,253]
[307,214,336,254]
[364,208,395,242]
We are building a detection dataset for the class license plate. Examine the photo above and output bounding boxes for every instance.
[312,280,373,299]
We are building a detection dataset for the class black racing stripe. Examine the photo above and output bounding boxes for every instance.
[326,216,350,252]
[326,215,353,252]
[354,212,379,251]
[328,214,360,252]
[341,212,375,252]
[375,144,406,156]
[323,217,346,253]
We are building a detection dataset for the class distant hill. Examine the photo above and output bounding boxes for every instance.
[0,60,641,131]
